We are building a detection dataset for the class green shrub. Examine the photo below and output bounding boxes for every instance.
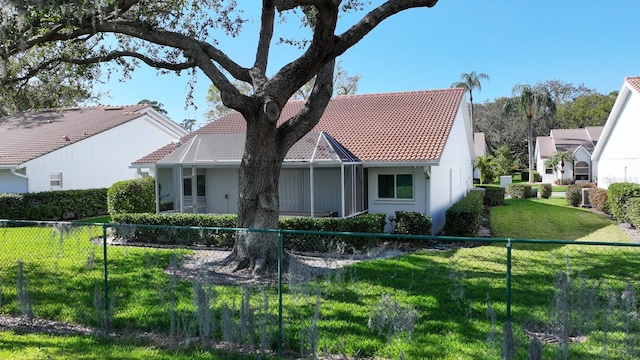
[107,177,155,215]
[506,183,531,199]
[111,212,387,251]
[477,186,505,206]
[540,183,552,199]
[607,182,640,223]
[443,190,484,237]
[532,170,542,183]
[0,189,107,220]
[588,188,610,214]
[565,186,583,207]
[391,211,432,235]
[627,198,640,229]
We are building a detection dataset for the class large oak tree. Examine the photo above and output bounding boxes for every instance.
[1,0,440,275]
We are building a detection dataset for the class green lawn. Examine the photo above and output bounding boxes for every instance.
[1,203,639,359]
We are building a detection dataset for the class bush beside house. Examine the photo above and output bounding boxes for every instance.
[607,182,640,223]
[107,177,155,214]
[476,186,505,206]
[0,189,107,220]
[588,188,610,214]
[443,190,484,237]
[540,184,552,199]
[506,184,532,199]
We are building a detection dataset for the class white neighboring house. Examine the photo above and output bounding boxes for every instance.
[592,76,640,189]
[534,126,603,184]
[0,105,188,194]
[473,132,487,181]
[133,89,475,234]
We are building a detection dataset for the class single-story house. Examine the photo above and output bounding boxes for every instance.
[534,126,603,184]
[473,132,486,180]
[592,76,640,189]
[133,89,475,234]
[0,105,188,193]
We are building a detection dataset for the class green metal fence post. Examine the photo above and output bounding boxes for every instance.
[102,223,109,336]
[505,238,512,323]
[277,231,283,358]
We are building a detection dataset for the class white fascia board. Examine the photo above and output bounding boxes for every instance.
[139,107,189,138]
[592,83,631,161]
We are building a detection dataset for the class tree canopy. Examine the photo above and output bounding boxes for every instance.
[0,0,441,274]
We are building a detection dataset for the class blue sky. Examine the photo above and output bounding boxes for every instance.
[93,1,640,123]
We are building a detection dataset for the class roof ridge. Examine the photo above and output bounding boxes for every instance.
[335,88,464,99]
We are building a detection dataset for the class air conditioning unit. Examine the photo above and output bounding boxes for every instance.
[581,188,592,208]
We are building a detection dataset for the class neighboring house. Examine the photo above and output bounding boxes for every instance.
[0,105,188,194]
[473,132,487,180]
[133,89,475,234]
[592,76,640,189]
[534,126,603,184]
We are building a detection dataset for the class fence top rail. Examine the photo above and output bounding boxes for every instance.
[2,218,639,248]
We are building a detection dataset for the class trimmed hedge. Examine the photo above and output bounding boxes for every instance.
[540,183,552,199]
[111,212,388,251]
[107,177,155,215]
[391,211,432,236]
[443,190,484,237]
[566,183,596,207]
[506,183,531,199]
[475,186,505,206]
[627,198,640,229]
[588,188,609,214]
[607,182,640,223]
[0,189,108,220]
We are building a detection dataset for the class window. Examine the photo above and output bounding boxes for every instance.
[545,168,554,174]
[378,174,413,199]
[50,173,63,189]
[574,161,589,181]
[183,174,206,197]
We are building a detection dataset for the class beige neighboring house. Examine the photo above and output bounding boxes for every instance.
[133,89,475,234]
[0,105,188,194]
[534,126,603,184]
[473,132,486,180]
[592,76,640,189]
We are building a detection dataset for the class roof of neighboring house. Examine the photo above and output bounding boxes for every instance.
[157,131,360,166]
[473,132,486,157]
[536,126,604,158]
[135,88,466,165]
[0,105,181,166]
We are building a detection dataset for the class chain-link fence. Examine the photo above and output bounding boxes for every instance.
[1,219,639,359]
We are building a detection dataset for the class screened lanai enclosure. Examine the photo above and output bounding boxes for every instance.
[153,131,366,218]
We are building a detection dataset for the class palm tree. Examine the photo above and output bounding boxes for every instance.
[502,84,556,182]
[451,71,489,132]
[545,151,576,182]
[474,155,497,185]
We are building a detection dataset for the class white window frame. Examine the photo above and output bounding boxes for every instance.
[377,173,414,200]
[50,172,63,189]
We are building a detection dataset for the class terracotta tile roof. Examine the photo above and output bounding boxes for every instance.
[626,76,640,93]
[135,89,465,165]
[0,105,150,166]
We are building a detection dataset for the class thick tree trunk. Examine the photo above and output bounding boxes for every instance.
[226,110,283,276]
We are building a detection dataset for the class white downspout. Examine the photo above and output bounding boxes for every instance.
[341,164,345,218]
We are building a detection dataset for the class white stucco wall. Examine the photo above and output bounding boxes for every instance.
[595,90,640,189]
[21,116,184,193]
[0,169,28,193]
[429,104,474,234]
[367,166,429,232]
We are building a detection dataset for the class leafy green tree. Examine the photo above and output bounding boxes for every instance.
[492,144,517,177]
[0,0,442,274]
[554,92,617,128]
[475,98,529,166]
[502,84,556,181]
[451,71,489,132]
[138,99,168,115]
[179,118,197,132]
[474,155,497,185]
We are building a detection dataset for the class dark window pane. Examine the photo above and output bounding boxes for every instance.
[378,174,394,198]
[196,175,206,196]
[396,174,413,199]
[183,178,192,196]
